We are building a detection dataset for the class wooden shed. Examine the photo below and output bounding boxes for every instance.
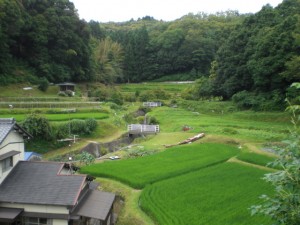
[57,82,75,92]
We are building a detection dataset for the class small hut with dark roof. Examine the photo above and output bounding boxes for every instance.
[57,82,75,92]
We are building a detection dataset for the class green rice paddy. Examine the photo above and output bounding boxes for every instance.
[236,152,278,168]
[140,162,273,225]
[0,112,109,121]
[81,142,275,225]
[80,143,240,189]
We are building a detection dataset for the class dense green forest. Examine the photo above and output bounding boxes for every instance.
[0,0,299,109]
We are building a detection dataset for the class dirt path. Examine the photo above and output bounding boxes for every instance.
[243,142,278,157]
[227,157,277,172]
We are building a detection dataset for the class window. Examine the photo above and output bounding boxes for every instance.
[1,156,13,172]
[23,217,51,225]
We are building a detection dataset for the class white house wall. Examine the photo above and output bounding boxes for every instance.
[0,131,25,183]
[0,203,70,225]
[52,219,68,225]
[0,130,25,159]
[0,203,69,214]
[0,203,69,225]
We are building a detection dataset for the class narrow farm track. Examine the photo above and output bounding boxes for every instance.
[227,157,277,172]
[243,143,278,157]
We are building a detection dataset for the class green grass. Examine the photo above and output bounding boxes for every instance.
[80,143,239,189]
[95,178,155,225]
[117,82,190,95]
[0,112,109,122]
[140,162,273,225]
[0,83,58,97]
[135,132,200,150]
[148,107,290,142]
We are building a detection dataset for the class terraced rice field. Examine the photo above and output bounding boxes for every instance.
[140,162,273,225]
[80,143,240,189]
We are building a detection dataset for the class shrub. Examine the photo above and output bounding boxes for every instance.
[22,113,53,140]
[123,113,137,124]
[79,151,95,165]
[139,91,156,102]
[123,93,136,102]
[55,118,98,138]
[136,116,145,124]
[107,102,121,110]
[138,89,170,101]
[135,90,140,97]
[149,116,159,125]
[38,77,49,92]
[152,89,170,100]
[85,118,97,132]
[110,91,124,105]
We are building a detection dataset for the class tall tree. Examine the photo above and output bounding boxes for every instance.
[0,0,24,83]
[92,37,124,83]
[19,0,92,82]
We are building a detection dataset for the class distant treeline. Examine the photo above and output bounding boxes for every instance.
[0,0,299,109]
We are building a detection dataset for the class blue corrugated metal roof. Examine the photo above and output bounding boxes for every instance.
[24,152,41,161]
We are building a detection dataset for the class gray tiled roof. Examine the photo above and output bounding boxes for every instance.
[0,161,86,206]
[72,189,115,220]
[0,118,15,145]
[0,118,32,145]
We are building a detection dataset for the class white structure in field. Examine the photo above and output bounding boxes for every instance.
[128,124,159,134]
[142,102,162,107]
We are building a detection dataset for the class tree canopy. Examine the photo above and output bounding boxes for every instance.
[0,0,92,84]
[1,0,300,110]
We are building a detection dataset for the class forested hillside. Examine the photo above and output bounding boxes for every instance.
[0,0,299,109]
[0,0,92,84]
